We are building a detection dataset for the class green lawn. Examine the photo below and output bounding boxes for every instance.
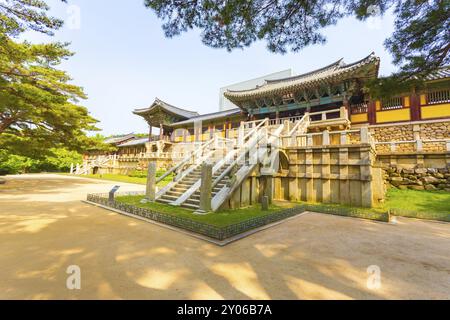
[383,188,450,222]
[64,172,173,186]
[115,195,284,227]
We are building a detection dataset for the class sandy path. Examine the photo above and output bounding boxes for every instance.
[0,174,449,299]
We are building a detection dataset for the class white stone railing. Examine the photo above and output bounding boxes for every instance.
[375,139,450,153]
[281,127,373,148]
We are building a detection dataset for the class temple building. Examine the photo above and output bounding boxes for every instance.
[78,53,450,211]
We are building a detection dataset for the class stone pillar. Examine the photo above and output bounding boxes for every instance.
[70,163,74,174]
[322,130,330,146]
[238,121,245,145]
[413,124,421,141]
[340,132,348,145]
[305,149,314,202]
[416,139,423,152]
[360,147,373,207]
[146,161,156,201]
[307,134,313,146]
[261,175,274,205]
[321,148,331,203]
[199,163,213,212]
[360,127,369,143]
[339,148,349,205]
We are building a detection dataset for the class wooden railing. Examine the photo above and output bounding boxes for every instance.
[427,89,450,105]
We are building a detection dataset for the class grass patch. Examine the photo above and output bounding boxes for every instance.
[292,201,390,222]
[115,195,283,227]
[383,188,450,222]
[62,172,173,186]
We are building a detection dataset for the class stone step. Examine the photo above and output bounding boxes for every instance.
[160,194,179,201]
[185,198,200,205]
[172,187,189,193]
[181,203,199,210]
[156,198,172,204]
[176,183,194,188]
[166,191,184,197]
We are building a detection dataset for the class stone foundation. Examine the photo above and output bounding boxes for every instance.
[384,166,450,191]
[367,120,450,153]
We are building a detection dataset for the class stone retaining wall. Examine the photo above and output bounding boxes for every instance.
[384,167,450,191]
[369,120,450,153]
[275,144,385,207]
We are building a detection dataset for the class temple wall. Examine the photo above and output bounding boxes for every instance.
[277,144,384,207]
[223,144,385,209]
[351,120,450,154]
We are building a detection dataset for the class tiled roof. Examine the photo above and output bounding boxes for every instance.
[133,98,199,119]
[117,137,149,147]
[171,108,242,126]
[423,66,450,81]
[104,133,136,145]
[224,53,380,102]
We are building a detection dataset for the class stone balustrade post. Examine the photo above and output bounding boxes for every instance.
[199,163,213,212]
[390,143,397,152]
[360,127,369,143]
[416,139,423,152]
[322,130,330,146]
[340,132,348,145]
[307,134,313,146]
[146,161,156,201]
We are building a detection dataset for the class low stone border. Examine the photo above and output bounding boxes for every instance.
[86,192,391,241]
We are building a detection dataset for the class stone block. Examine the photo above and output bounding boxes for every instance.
[408,185,424,191]
[421,176,439,184]
[424,184,436,191]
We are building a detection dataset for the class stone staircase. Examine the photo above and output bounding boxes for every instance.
[157,166,203,205]
[180,159,247,210]
[154,114,315,212]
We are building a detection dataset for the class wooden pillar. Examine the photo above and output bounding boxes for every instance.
[149,125,153,141]
[159,124,164,140]
[368,100,376,124]
[410,93,421,121]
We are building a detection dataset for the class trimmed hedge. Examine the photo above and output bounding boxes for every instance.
[87,192,391,241]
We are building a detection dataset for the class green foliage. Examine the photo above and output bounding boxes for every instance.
[145,0,450,79]
[0,1,109,161]
[0,147,82,175]
[0,0,66,36]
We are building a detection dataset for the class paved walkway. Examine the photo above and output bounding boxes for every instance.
[0,174,449,299]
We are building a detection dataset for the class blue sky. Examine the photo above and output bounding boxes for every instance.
[23,0,397,135]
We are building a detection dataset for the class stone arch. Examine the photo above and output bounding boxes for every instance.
[277,150,290,174]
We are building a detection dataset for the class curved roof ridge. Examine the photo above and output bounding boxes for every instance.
[225,53,379,98]
[264,58,344,85]
[133,97,199,118]
[342,52,376,69]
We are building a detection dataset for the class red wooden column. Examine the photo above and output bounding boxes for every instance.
[367,100,376,124]
[410,93,421,121]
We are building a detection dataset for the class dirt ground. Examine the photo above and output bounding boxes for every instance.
[0,174,449,300]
